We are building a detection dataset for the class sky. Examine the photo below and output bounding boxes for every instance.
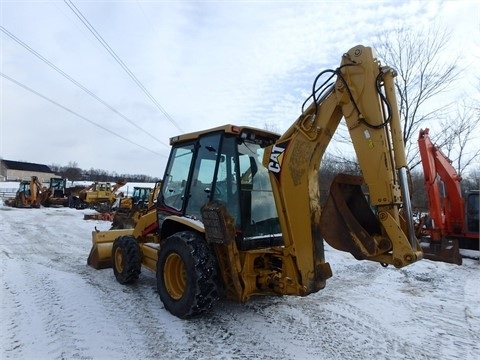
[1,0,479,178]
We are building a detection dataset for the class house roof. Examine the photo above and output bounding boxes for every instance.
[1,159,53,173]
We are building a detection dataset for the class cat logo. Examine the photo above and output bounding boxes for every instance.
[268,141,289,177]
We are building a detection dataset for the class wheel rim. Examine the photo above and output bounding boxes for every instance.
[164,253,186,300]
[114,247,123,273]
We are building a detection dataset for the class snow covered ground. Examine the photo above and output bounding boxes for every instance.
[0,202,479,359]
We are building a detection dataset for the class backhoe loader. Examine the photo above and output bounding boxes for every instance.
[5,176,46,208]
[42,178,69,207]
[110,181,161,229]
[88,45,423,319]
[116,186,153,211]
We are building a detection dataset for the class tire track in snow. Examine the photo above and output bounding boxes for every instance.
[74,265,189,359]
[0,260,25,358]
[169,293,395,360]
[395,264,480,360]
[1,254,174,359]
[180,300,293,360]
[244,295,414,360]
[3,258,90,358]
[2,207,479,359]
[0,208,97,270]
[1,207,188,359]
[328,259,480,360]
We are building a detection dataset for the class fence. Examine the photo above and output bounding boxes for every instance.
[0,189,17,200]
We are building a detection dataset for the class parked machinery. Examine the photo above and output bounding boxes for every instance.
[110,182,161,229]
[42,178,69,207]
[88,45,423,319]
[74,180,127,212]
[418,128,479,263]
[5,176,46,208]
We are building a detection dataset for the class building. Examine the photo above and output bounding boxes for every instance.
[0,159,58,182]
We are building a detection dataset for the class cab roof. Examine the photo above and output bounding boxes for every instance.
[169,124,280,145]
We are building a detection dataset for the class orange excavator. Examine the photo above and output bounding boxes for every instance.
[418,128,479,264]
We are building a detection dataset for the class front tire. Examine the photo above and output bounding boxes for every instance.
[112,236,141,284]
[157,231,219,318]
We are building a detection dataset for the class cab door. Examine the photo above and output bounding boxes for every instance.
[159,132,223,219]
[159,142,195,213]
[184,133,222,219]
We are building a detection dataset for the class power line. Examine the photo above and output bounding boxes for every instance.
[64,0,183,133]
[1,72,167,158]
[0,25,170,149]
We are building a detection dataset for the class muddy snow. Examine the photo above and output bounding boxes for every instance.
[0,204,479,359]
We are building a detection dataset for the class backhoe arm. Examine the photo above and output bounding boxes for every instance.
[264,45,422,294]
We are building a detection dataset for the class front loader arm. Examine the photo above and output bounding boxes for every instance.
[264,45,422,294]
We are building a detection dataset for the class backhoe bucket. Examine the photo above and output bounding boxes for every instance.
[87,229,134,269]
[420,238,462,265]
[415,216,462,264]
[319,174,384,260]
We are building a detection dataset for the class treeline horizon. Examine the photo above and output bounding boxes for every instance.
[49,155,478,213]
[49,163,160,183]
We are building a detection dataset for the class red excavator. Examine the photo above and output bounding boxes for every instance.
[418,128,479,264]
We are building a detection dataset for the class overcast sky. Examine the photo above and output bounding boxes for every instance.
[1,0,478,178]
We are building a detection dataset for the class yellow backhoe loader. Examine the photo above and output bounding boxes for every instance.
[88,45,423,318]
[42,178,69,207]
[110,181,161,229]
[116,186,153,211]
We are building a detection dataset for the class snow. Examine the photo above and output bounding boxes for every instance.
[0,202,479,359]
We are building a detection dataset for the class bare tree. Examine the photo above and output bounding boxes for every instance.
[464,165,480,192]
[64,161,82,182]
[374,24,460,168]
[319,154,361,203]
[437,101,480,177]
[263,121,281,134]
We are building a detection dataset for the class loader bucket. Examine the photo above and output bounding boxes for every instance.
[87,245,112,269]
[319,174,384,260]
[420,238,462,265]
[87,229,134,269]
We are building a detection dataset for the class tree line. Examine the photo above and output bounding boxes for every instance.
[51,153,477,214]
[49,162,160,183]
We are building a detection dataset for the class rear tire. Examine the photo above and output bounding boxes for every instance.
[112,236,141,284]
[157,231,219,318]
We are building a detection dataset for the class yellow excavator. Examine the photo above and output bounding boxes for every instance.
[87,45,423,318]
